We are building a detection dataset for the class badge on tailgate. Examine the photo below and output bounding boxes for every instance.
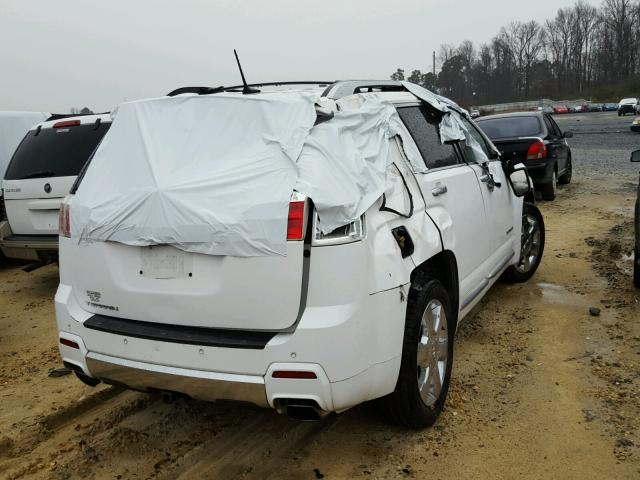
[141,245,184,279]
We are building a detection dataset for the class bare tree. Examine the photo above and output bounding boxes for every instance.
[390,0,640,105]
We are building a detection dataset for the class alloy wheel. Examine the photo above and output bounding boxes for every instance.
[514,212,542,274]
[417,299,448,407]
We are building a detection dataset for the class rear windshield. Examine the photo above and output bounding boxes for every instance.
[476,116,542,139]
[4,122,111,180]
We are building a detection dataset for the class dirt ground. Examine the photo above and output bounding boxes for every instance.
[0,112,639,479]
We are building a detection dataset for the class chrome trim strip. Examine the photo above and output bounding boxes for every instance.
[461,250,515,309]
[487,249,516,280]
[86,352,268,407]
[461,279,489,310]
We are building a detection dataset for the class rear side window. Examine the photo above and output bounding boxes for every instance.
[476,116,542,139]
[397,106,459,169]
[4,122,111,180]
[542,115,559,138]
[547,115,563,137]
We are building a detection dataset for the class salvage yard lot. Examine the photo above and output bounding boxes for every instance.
[1,112,639,479]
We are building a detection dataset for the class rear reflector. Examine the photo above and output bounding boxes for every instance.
[53,120,81,129]
[58,202,71,238]
[287,200,306,241]
[60,338,79,349]
[272,370,317,379]
[526,141,547,160]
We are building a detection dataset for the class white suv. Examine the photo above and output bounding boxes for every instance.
[55,81,545,428]
[0,114,111,261]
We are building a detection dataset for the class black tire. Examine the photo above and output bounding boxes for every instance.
[558,156,572,185]
[634,246,640,289]
[380,275,454,428]
[540,169,557,200]
[502,202,545,283]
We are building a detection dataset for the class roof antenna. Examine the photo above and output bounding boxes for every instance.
[234,49,260,94]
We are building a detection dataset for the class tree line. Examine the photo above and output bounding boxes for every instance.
[390,0,640,106]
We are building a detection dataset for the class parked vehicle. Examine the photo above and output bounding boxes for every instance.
[633,149,640,288]
[588,104,604,112]
[0,114,111,261]
[618,98,639,116]
[553,106,569,114]
[604,103,619,112]
[476,111,573,201]
[631,118,640,133]
[470,108,480,118]
[55,81,545,428]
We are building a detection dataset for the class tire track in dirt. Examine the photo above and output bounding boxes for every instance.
[2,390,159,479]
[162,413,340,479]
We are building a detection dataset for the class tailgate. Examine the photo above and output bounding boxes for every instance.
[3,177,74,235]
[66,240,306,332]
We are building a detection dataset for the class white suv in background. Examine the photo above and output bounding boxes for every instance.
[0,114,111,262]
[55,81,545,428]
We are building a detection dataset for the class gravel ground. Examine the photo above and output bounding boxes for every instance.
[0,112,639,479]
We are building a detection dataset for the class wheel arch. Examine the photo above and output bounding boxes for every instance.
[411,250,459,329]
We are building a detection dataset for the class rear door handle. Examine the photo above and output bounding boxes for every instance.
[431,185,448,196]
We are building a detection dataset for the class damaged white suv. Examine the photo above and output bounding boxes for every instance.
[55,80,544,428]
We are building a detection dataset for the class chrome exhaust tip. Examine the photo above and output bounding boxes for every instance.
[276,399,329,421]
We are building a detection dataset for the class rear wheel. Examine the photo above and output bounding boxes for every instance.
[558,156,572,185]
[540,169,557,200]
[502,203,545,283]
[381,276,454,428]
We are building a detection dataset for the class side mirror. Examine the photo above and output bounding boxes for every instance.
[563,131,574,139]
[508,163,532,197]
[631,149,640,163]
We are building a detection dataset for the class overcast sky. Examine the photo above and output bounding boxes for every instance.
[0,0,596,113]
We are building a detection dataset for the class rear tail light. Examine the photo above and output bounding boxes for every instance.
[287,193,307,241]
[53,120,81,129]
[313,214,366,246]
[272,370,317,379]
[58,200,71,238]
[526,141,547,161]
[60,338,79,349]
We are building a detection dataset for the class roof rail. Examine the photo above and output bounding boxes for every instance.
[321,80,406,99]
[167,81,335,97]
[46,112,109,121]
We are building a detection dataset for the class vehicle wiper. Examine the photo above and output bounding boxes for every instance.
[21,170,55,179]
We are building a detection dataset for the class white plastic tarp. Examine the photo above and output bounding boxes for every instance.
[295,101,399,233]
[70,83,491,257]
[0,111,49,181]
[71,93,317,256]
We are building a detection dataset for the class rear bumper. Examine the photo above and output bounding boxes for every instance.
[55,282,405,413]
[0,220,58,261]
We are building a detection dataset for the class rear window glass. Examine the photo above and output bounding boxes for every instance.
[476,116,542,139]
[4,122,111,180]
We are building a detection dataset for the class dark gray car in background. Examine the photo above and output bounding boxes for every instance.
[476,112,573,201]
